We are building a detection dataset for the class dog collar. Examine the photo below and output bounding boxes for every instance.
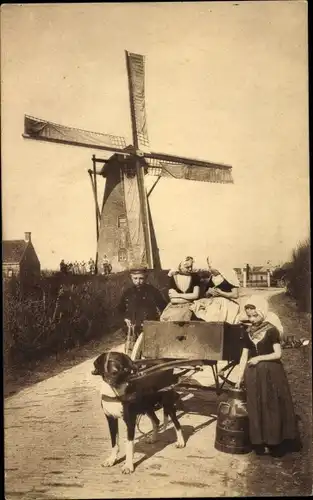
[101,392,136,403]
[101,394,120,403]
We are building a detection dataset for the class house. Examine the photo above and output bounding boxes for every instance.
[2,232,41,283]
[234,264,271,287]
[248,265,269,285]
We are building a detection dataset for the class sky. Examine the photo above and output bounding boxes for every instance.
[1,2,309,270]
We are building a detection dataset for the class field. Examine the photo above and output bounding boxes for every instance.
[3,270,170,376]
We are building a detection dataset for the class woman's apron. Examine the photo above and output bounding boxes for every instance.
[160,274,194,322]
[191,297,240,324]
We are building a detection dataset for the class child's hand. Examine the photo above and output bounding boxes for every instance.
[248,356,261,366]
[169,288,179,298]
[209,287,220,297]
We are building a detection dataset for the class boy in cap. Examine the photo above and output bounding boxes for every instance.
[118,267,167,354]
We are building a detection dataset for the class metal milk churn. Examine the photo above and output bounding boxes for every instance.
[214,387,251,454]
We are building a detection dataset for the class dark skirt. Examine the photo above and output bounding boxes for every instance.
[244,360,299,446]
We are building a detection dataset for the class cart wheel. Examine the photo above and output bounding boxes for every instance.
[218,372,236,388]
[217,361,237,388]
[130,332,144,361]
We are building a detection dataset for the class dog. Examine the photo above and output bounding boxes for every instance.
[92,351,185,474]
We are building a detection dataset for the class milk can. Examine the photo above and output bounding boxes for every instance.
[214,387,251,454]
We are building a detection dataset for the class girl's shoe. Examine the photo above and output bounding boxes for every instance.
[253,444,266,456]
[268,445,285,458]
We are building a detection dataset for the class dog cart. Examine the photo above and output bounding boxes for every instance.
[125,321,310,455]
[127,321,245,395]
[124,321,251,455]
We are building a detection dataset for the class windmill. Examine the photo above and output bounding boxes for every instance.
[23,51,234,272]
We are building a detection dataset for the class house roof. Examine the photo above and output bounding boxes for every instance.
[234,267,242,273]
[2,240,28,264]
[251,266,268,273]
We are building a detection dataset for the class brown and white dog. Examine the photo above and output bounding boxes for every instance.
[92,351,185,474]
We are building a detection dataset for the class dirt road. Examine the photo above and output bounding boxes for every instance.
[4,289,312,498]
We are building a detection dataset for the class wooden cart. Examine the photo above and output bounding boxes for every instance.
[128,321,245,395]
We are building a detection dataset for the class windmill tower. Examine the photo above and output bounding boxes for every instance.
[23,51,234,272]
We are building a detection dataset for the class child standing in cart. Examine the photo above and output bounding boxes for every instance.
[118,267,167,355]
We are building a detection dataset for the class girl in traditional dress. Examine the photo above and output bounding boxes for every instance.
[236,295,300,457]
[160,257,200,322]
[190,257,240,324]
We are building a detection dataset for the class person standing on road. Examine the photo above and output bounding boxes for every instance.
[102,255,112,275]
[236,295,300,457]
[88,258,95,274]
[60,259,67,274]
[67,262,73,274]
[118,267,167,353]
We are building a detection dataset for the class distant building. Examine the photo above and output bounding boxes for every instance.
[248,266,269,285]
[234,265,271,287]
[2,232,40,283]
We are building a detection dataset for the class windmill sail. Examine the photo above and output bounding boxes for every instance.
[125,52,150,150]
[23,115,127,152]
[125,51,153,267]
[144,153,233,184]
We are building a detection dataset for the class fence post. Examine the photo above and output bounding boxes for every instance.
[267,270,271,288]
[243,268,247,288]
